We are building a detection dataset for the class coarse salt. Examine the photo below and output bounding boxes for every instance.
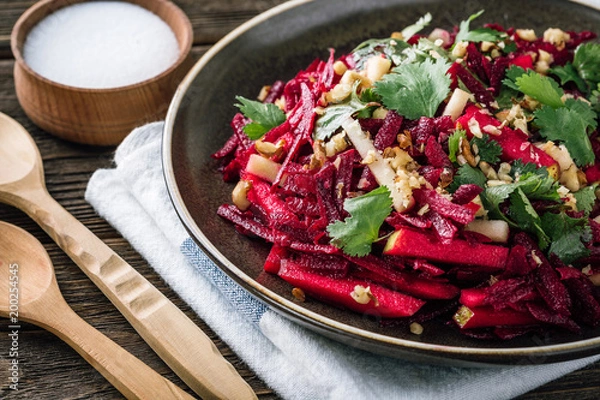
[22,1,180,89]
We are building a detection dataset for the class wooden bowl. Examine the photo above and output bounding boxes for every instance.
[11,0,194,146]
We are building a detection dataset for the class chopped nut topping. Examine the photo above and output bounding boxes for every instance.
[397,132,412,149]
[361,150,379,165]
[516,29,537,42]
[308,141,327,170]
[350,285,379,306]
[452,41,468,58]
[292,287,306,302]
[257,85,270,102]
[468,117,483,138]
[255,139,285,158]
[231,179,252,211]
[479,161,497,179]
[410,322,424,335]
[372,107,388,120]
[531,251,543,266]
[497,163,513,182]
[483,124,502,136]
[460,137,477,167]
[417,204,430,216]
[324,132,349,157]
[582,265,592,275]
[543,28,570,50]
[332,60,348,76]
[480,41,496,52]
[364,55,392,83]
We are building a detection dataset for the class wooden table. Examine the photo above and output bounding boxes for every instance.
[0,1,598,398]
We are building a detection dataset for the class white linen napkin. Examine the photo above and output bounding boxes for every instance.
[85,122,600,400]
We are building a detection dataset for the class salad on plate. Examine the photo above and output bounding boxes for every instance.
[213,11,600,340]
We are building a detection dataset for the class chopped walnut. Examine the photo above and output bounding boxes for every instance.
[361,150,379,165]
[531,251,543,266]
[255,138,285,158]
[468,117,483,138]
[459,136,477,167]
[308,141,327,170]
[543,28,571,50]
[231,180,252,211]
[410,322,424,335]
[292,287,306,302]
[452,41,469,58]
[257,85,270,102]
[350,285,379,306]
[332,60,348,76]
[324,132,349,157]
[516,29,537,42]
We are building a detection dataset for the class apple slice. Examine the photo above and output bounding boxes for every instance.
[383,227,509,270]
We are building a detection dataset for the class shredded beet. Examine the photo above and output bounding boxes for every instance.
[374,110,403,150]
[413,188,476,226]
[424,135,452,169]
[449,62,496,107]
[452,184,483,205]
[410,117,435,148]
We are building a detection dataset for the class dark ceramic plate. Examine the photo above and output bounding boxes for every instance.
[163,0,600,366]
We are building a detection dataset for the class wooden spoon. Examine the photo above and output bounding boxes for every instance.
[0,221,193,399]
[0,112,257,400]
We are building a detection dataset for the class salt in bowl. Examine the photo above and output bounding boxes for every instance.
[11,0,193,145]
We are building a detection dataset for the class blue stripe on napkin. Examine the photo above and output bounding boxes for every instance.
[181,238,269,324]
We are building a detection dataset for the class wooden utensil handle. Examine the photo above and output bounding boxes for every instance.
[36,303,194,400]
[15,187,257,400]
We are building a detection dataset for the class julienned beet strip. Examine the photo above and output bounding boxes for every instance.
[214,11,600,339]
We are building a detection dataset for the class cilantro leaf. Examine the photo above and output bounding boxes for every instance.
[374,57,451,119]
[565,98,598,131]
[235,96,286,140]
[550,63,588,93]
[592,83,600,113]
[502,41,518,55]
[573,42,600,89]
[470,134,503,164]
[399,38,450,67]
[314,84,370,141]
[515,71,564,108]
[509,160,548,180]
[448,129,467,163]
[327,186,393,257]
[502,65,526,91]
[541,211,592,264]
[495,86,520,109]
[400,13,432,40]
[516,173,562,201]
[352,37,410,69]
[508,187,551,249]
[447,163,487,193]
[572,183,598,214]
[454,10,504,44]
[481,173,560,219]
[534,104,595,167]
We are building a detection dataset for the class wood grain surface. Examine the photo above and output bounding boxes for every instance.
[0,0,598,399]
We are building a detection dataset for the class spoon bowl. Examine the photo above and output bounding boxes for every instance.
[0,221,194,399]
[0,114,40,186]
[0,222,51,310]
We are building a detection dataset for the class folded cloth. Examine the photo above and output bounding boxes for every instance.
[85,122,600,400]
